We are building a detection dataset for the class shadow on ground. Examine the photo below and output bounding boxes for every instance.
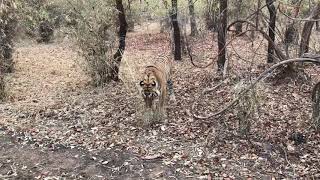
[0,129,181,179]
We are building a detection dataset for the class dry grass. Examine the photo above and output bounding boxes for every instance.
[2,41,90,119]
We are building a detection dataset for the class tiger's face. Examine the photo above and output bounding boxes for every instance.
[139,71,161,100]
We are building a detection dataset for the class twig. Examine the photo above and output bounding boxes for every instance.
[228,20,286,61]
[184,28,249,68]
[0,174,17,178]
[280,144,296,178]
[185,18,288,69]
[201,80,226,95]
[278,1,320,22]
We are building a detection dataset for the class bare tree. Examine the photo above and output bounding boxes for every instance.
[217,0,227,72]
[126,0,135,32]
[251,0,261,39]
[312,81,320,130]
[109,0,128,81]
[160,0,171,33]
[283,0,301,59]
[188,0,198,36]
[299,3,320,56]
[0,50,4,100]
[204,0,218,31]
[266,0,276,63]
[234,0,243,35]
[171,0,182,60]
[284,22,298,58]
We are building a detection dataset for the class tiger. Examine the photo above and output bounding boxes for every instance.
[139,55,176,119]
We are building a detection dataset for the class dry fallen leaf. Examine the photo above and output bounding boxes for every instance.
[141,154,163,160]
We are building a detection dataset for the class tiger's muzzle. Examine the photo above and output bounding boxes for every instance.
[141,89,160,99]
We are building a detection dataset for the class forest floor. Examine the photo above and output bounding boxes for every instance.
[0,23,320,179]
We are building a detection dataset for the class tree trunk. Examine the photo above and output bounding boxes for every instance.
[292,0,302,18]
[179,15,187,55]
[283,1,301,57]
[217,0,227,72]
[251,0,261,38]
[38,19,54,43]
[299,3,320,56]
[110,0,128,81]
[0,50,4,100]
[205,0,218,31]
[127,0,134,32]
[235,0,243,35]
[312,82,320,130]
[284,22,298,58]
[266,0,276,63]
[171,0,182,60]
[188,0,198,36]
[160,0,171,33]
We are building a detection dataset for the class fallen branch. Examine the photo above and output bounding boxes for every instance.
[192,58,320,119]
[202,79,227,95]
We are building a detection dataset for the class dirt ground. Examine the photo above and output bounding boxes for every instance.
[1,23,320,179]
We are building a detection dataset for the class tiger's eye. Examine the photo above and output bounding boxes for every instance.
[151,81,156,86]
[140,81,144,86]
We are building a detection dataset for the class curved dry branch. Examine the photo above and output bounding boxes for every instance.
[192,58,320,120]
[184,3,270,69]
[184,28,249,68]
[228,20,286,61]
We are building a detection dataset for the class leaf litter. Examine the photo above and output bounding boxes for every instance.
[0,26,319,179]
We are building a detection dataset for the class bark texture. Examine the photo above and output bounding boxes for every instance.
[188,0,198,36]
[235,0,243,35]
[299,3,320,56]
[110,0,128,81]
[266,0,276,63]
[171,0,182,60]
[217,0,227,72]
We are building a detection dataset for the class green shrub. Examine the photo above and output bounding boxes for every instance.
[0,0,18,73]
[0,0,18,99]
[16,0,63,39]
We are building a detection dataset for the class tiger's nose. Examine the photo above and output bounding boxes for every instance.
[145,91,151,96]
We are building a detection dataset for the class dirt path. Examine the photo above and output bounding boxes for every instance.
[0,129,180,179]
